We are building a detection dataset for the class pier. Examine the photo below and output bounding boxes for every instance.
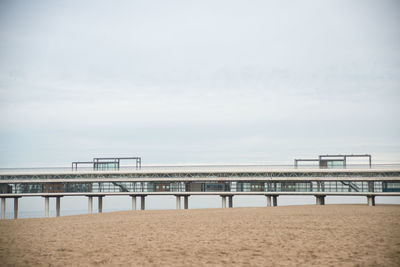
[1,164,400,219]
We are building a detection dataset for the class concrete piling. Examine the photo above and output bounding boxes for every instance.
[316,195,326,205]
[176,195,181,210]
[184,196,189,209]
[131,195,137,210]
[45,197,49,217]
[14,197,18,219]
[221,196,226,208]
[228,195,233,208]
[56,197,61,217]
[141,196,146,210]
[266,195,272,207]
[1,198,5,220]
[88,196,93,214]
[98,196,103,213]
[272,196,278,207]
[367,195,375,206]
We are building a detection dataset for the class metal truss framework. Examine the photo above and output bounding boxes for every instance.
[1,168,400,196]
[1,169,399,180]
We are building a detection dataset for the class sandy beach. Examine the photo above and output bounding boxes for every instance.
[0,204,399,266]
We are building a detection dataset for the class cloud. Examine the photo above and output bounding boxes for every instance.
[0,0,399,166]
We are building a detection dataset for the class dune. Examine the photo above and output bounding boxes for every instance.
[0,204,399,266]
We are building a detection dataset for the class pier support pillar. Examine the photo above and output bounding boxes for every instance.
[228,195,233,208]
[221,196,226,208]
[56,197,61,217]
[131,196,137,210]
[141,196,146,210]
[184,196,189,209]
[176,195,181,210]
[14,197,19,219]
[1,198,5,220]
[98,196,103,213]
[45,197,49,217]
[88,196,93,214]
[316,195,325,205]
[367,196,375,206]
[266,195,272,207]
[272,196,278,207]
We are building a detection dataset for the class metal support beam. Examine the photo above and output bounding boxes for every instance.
[56,197,61,217]
[141,196,146,210]
[184,196,189,209]
[131,196,136,210]
[272,196,278,207]
[88,196,93,214]
[228,195,233,208]
[176,195,181,210]
[1,198,5,220]
[367,195,375,206]
[266,195,272,207]
[98,196,103,213]
[45,196,49,217]
[221,196,226,208]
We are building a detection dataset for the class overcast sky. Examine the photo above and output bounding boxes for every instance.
[0,0,399,167]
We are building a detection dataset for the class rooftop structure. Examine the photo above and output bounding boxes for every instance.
[294,154,372,168]
[72,157,141,171]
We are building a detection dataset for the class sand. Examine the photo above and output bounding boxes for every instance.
[0,205,400,266]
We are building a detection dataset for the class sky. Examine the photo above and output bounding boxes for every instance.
[1,0,400,216]
[0,0,400,167]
